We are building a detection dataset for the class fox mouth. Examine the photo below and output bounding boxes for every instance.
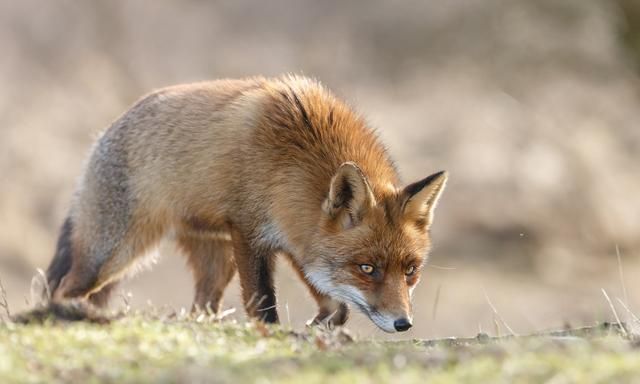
[360,306,398,333]
[330,285,401,333]
[343,296,414,333]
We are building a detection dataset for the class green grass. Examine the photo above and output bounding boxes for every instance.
[1,315,639,384]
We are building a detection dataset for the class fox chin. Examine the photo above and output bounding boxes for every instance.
[43,75,447,333]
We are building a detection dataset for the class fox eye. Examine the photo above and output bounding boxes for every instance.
[405,265,416,276]
[359,264,375,275]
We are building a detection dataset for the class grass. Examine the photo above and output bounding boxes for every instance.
[1,312,639,384]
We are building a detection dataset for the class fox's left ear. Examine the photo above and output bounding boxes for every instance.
[401,171,448,229]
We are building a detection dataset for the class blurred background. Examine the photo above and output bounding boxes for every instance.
[1,0,639,339]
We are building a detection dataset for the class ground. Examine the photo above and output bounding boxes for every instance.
[1,311,638,384]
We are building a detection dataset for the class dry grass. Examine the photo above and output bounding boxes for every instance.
[1,313,639,384]
[2,271,640,383]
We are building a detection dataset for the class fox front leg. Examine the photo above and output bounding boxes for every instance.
[308,295,349,328]
[231,229,279,323]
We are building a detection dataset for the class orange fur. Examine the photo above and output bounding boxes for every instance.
[45,75,447,332]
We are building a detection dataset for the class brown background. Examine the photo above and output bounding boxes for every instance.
[1,0,640,339]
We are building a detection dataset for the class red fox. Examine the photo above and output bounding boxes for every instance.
[45,75,447,332]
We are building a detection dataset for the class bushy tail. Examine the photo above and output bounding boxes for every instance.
[46,216,74,295]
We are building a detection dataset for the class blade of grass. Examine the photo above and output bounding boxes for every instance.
[602,288,628,337]
[483,288,517,336]
[0,277,10,319]
[616,245,629,307]
[616,298,640,324]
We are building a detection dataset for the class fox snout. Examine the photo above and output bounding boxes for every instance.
[367,277,415,333]
[324,276,413,333]
[368,307,413,333]
[306,270,415,333]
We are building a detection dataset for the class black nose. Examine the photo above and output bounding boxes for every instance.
[393,318,412,332]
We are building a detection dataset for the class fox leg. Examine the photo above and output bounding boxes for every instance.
[87,282,119,308]
[308,290,349,327]
[177,232,236,314]
[285,256,349,327]
[231,228,279,323]
[53,213,165,306]
[295,280,349,328]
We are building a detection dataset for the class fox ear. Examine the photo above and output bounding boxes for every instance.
[323,162,376,229]
[402,171,448,229]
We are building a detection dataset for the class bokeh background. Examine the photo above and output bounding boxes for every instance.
[1,0,639,339]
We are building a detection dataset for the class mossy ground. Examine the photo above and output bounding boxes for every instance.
[1,313,639,384]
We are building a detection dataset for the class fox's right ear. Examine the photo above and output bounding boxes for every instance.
[323,162,376,230]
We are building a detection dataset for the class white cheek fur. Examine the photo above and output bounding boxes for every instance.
[304,268,336,295]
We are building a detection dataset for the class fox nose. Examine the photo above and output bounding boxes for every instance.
[393,318,412,332]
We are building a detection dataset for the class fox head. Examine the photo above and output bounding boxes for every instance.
[305,162,447,333]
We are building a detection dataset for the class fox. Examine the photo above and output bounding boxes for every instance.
[44,75,447,333]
